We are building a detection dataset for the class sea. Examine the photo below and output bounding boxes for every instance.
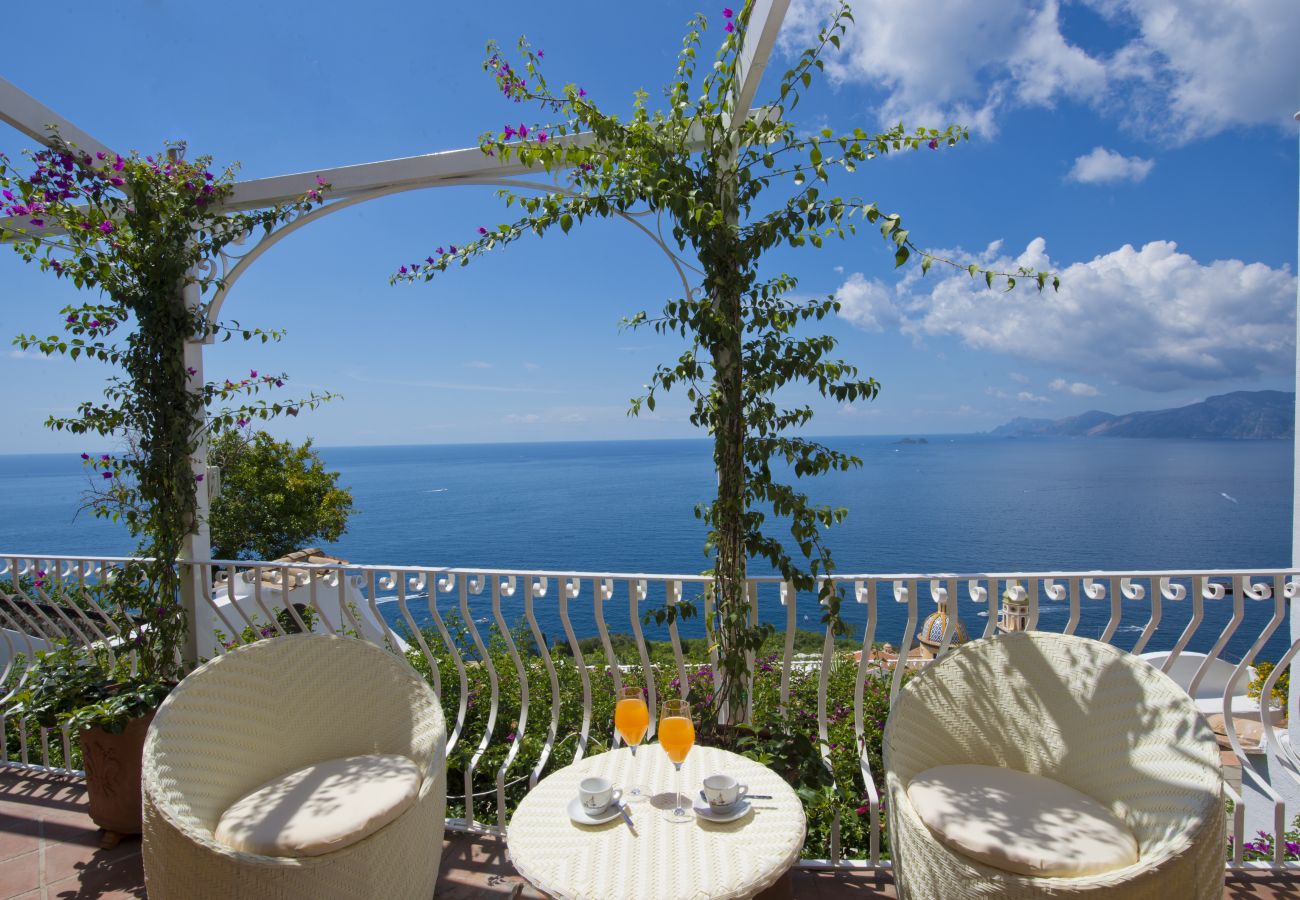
[0,435,1294,663]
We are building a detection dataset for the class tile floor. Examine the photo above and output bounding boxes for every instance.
[0,768,1295,899]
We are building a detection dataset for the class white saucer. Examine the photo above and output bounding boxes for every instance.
[568,796,623,825]
[692,796,752,823]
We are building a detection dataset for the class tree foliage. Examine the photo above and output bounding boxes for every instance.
[208,429,353,561]
[1,138,331,678]
[394,1,1056,722]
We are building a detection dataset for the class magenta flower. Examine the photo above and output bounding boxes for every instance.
[113,156,124,172]
[723,7,733,17]
[316,175,326,185]
[187,366,197,376]
[30,219,43,227]
[399,265,408,274]
[66,314,77,324]
[80,453,89,459]
[724,21,734,32]
[101,454,110,461]
[426,256,435,264]
[449,244,457,254]
[928,139,938,150]
[249,369,257,378]
[194,473,205,482]
[855,805,868,815]
[578,88,587,98]
[110,177,125,187]
[537,49,544,59]
[478,227,488,235]
[436,246,445,255]
[503,124,516,139]
[518,124,529,138]
[236,417,249,427]
[101,471,113,480]
[537,131,548,143]
[98,221,114,234]
[1,190,12,201]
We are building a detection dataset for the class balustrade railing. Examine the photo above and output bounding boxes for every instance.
[1,552,1297,870]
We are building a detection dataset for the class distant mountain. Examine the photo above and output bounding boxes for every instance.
[989,391,1294,440]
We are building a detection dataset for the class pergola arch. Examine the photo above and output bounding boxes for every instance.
[201,176,701,335]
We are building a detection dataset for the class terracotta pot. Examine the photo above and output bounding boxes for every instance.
[79,710,156,836]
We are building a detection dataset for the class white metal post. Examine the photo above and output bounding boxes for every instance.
[1291,111,1299,729]
[179,274,211,668]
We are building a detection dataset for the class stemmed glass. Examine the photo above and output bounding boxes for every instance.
[658,698,695,823]
[615,686,649,800]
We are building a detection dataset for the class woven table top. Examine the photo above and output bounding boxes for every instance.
[507,745,806,900]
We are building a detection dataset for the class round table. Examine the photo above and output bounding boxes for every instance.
[507,745,806,900]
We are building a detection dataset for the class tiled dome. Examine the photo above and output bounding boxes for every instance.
[918,610,969,649]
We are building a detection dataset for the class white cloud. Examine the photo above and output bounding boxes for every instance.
[835,238,1296,391]
[782,0,1300,140]
[523,361,541,371]
[465,360,493,369]
[1068,147,1154,184]
[505,413,542,424]
[1049,378,1102,396]
[835,272,900,332]
[1008,372,1029,383]
[7,349,58,362]
[986,387,1011,399]
[1017,391,1050,403]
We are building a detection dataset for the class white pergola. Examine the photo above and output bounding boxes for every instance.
[0,0,792,658]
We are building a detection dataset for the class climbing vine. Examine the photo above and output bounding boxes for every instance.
[394,1,1057,724]
[1,138,331,680]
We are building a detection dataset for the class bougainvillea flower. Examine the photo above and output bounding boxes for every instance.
[478,227,488,235]
[723,7,734,17]
[102,471,113,479]
[98,221,114,234]
[518,124,529,138]
[537,131,548,143]
[578,88,587,98]
[725,21,734,32]
[928,139,938,150]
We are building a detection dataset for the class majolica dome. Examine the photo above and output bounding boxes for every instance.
[918,610,970,649]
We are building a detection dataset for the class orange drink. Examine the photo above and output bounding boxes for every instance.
[658,715,695,764]
[615,697,649,746]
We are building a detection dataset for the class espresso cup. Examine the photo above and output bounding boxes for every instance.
[702,773,748,811]
[578,776,621,815]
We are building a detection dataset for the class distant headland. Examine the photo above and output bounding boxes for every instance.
[989,390,1294,440]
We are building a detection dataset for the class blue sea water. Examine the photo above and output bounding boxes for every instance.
[0,435,1294,661]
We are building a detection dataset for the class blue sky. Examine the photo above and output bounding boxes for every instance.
[1,0,1296,454]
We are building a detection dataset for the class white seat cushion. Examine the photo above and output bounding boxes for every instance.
[906,764,1139,878]
[214,754,421,858]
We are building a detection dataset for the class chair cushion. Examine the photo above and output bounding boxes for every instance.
[214,754,421,858]
[906,764,1139,878]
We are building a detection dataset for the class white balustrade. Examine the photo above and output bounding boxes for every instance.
[1,552,1297,871]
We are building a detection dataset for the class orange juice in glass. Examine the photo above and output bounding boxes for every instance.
[616,687,650,798]
[659,698,694,822]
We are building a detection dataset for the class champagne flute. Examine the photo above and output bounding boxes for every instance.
[658,698,695,822]
[615,686,649,800]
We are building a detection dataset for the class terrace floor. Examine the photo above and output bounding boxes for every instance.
[0,769,1296,899]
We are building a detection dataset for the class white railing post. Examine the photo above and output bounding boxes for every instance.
[1290,110,1300,731]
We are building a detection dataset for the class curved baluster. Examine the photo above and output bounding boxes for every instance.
[815,581,840,864]
[933,579,958,659]
[559,577,591,763]
[852,579,882,865]
[593,577,621,722]
[1123,577,1159,655]
[890,581,918,703]
[525,576,561,789]
[394,570,440,697]
[492,576,530,831]
[628,579,658,736]
[459,573,499,830]
[1190,577,1241,699]
[665,581,690,703]
[780,581,797,716]
[1162,576,1202,671]
[970,578,994,639]
[430,574,467,758]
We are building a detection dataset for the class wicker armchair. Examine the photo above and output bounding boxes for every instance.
[142,633,447,900]
[884,631,1224,899]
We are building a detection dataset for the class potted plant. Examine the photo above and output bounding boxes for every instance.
[14,568,176,847]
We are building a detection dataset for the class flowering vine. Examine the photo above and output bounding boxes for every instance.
[1,137,332,680]
[394,1,1057,724]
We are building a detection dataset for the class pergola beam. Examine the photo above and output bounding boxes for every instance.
[0,76,117,161]
[733,0,791,128]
